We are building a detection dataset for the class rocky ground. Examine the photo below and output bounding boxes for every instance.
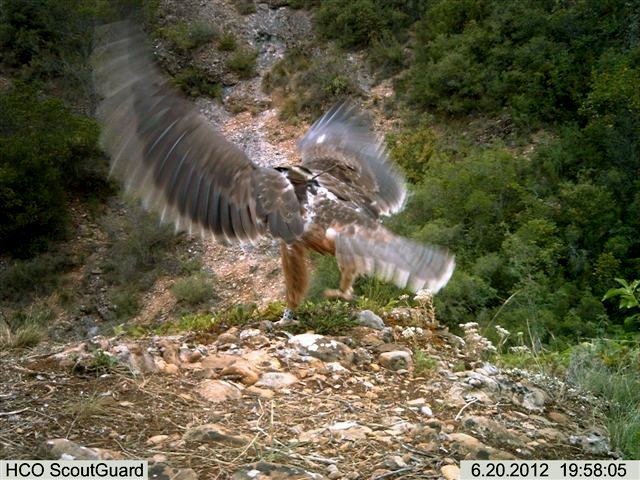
[1,309,614,479]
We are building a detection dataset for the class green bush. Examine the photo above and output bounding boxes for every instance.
[171,273,216,307]
[160,20,218,51]
[218,32,237,52]
[227,47,258,79]
[0,85,108,256]
[568,340,640,458]
[315,0,424,49]
[290,301,357,335]
[406,0,638,126]
[233,0,256,15]
[263,46,360,121]
[171,67,222,98]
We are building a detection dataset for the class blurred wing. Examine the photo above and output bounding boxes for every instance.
[93,21,303,243]
[334,225,455,294]
[298,102,407,216]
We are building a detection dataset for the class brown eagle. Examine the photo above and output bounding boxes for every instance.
[93,21,454,316]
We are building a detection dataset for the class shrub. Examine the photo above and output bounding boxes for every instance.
[315,0,422,49]
[568,340,640,458]
[0,252,73,303]
[218,32,237,52]
[172,67,222,98]
[290,301,357,335]
[171,273,216,307]
[160,20,217,51]
[368,33,406,78]
[263,46,360,121]
[233,0,256,15]
[0,85,108,256]
[227,48,258,79]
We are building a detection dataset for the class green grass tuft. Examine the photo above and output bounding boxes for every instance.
[171,273,216,307]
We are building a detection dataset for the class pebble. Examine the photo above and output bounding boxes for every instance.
[378,351,412,371]
[441,464,460,480]
[197,380,242,403]
[356,310,385,330]
[255,371,298,389]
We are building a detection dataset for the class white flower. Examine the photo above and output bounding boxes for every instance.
[459,322,479,331]
[414,289,432,304]
[496,325,510,338]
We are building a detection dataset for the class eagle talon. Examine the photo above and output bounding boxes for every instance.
[323,289,353,301]
[274,308,298,328]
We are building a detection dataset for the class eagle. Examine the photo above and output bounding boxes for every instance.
[93,21,455,318]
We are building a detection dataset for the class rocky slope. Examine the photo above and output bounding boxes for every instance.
[0,309,614,479]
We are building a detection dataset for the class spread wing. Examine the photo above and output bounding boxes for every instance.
[312,198,455,294]
[335,224,455,294]
[93,21,303,243]
[298,102,407,217]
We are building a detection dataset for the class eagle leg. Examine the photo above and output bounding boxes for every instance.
[324,262,356,301]
[280,241,310,310]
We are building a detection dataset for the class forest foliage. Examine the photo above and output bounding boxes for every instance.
[319,0,640,348]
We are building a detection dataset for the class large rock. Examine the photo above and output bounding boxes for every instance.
[255,372,298,389]
[288,334,353,364]
[378,351,413,371]
[197,380,242,403]
[356,310,385,330]
[39,439,121,460]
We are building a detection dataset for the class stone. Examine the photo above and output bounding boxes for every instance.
[548,411,570,424]
[324,362,349,374]
[217,328,239,345]
[420,406,434,417]
[255,372,298,389]
[288,334,354,363]
[447,433,493,459]
[356,310,385,330]
[407,397,426,407]
[242,350,281,370]
[149,462,198,480]
[327,421,373,441]
[112,344,157,374]
[239,328,262,340]
[508,384,547,411]
[378,351,412,371]
[232,462,326,479]
[221,362,260,385]
[147,435,171,446]
[384,455,407,469]
[200,353,237,370]
[245,386,276,399]
[183,424,250,446]
[197,380,242,403]
[462,416,528,448]
[39,439,120,460]
[162,363,180,375]
[569,432,610,455]
[326,464,340,479]
[441,464,460,480]
[158,339,181,365]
